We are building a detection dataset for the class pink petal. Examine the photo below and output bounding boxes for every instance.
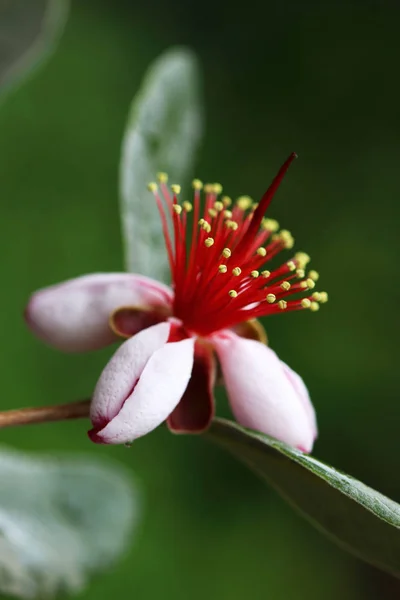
[90,321,171,428]
[212,331,316,453]
[25,273,173,352]
[281,362,318,441]
[167,341,216,434]
[89,323,195,444]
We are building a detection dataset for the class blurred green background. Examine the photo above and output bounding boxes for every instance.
[1,0,399,598]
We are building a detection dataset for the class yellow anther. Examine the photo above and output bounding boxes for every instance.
[236,196,252,210]
[183,201,193,212]
[295,252,311,268]
[222,196,232,207]
[232,267,242,276]
[200,221,211,233]
[266,293,276,304]
[301,298,312,309]
[213,183,223,194]
[300,281,308,289]
[223,210,233,218]
[280,230,294,249]
[198,218,205,225]
[172,204,182,215]
[286,260,296,271]
[171,184,181,194]
[214,201,224,212]
[319,291,328,303]
[306,278,316,289]
[312,292,322,301]
[257,247,267,257]
[229,290,238,298]
[222,247,231,258]
[157,172,168,183]
[226,220,238,230]
[250,270,259,278]
[219,265,228,274]
[278,300,288,310]
[203,183,213,193]
[262,218,280,232]
[208,208,217,218]
[147,182,158,192]
[308,270,319,281]
[280,281,291,291]
[192,178,203,190]
[310,301,320,312]
[251,202,259,211]
[261,270,271,278]
[204,237,214,248]
[296,268,305,278]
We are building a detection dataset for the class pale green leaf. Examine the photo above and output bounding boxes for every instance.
[119,46,203,281]
[0,0,69,98]
[206,418,400,578]
[0,447,140,598]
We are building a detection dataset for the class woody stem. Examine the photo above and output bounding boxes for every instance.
[0,399,91,429]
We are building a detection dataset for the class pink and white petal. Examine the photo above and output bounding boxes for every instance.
[25,272,173,352]
[91,337,195,444]
[167,341,216,434]
[90,321,171,429]
[281,362,318,440]
[212,331,315,453]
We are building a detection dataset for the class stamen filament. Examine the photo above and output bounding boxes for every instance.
[149,153,325,337]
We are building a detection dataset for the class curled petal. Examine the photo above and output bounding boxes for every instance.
[25,273,173,352]
[231,318,268,345]
[212,331,316,453]
[110,306,169,338]
[281,361,317,441]
[167,341,216,434]
[90,321,171,428]
[89,322,194,444]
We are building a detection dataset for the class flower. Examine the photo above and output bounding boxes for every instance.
[25,154,326,452]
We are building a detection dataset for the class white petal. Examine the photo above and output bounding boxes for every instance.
[92,337,195,444]
[25,273,173,352]
[213,331,316,452]
[281,361,317,440]
[90,322,171,427]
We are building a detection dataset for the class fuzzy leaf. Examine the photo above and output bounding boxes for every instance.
[206,418,400,578]
[119,46,203,281]
[0,0,69,98]
[0,447,140,598]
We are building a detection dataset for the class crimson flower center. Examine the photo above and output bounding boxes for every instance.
[148,154,327,337]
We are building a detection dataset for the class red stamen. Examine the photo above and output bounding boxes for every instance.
[148,154,325,338]
[234,152,297,262]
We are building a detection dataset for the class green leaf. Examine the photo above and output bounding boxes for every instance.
[206,418,400,578]
[0,0,69,99]
[119,46,203,281]
[0,447,140,598]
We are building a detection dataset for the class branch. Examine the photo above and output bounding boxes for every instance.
[0,400,91,429]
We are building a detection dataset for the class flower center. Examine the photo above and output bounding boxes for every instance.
[148,154,327,337]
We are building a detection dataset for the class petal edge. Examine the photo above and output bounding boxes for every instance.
[25,273,173,352]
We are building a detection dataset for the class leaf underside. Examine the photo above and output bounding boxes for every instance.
[0,0,69,99]
[119,46,203,281]
[206,418,400,578]
[0,447,139,598]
